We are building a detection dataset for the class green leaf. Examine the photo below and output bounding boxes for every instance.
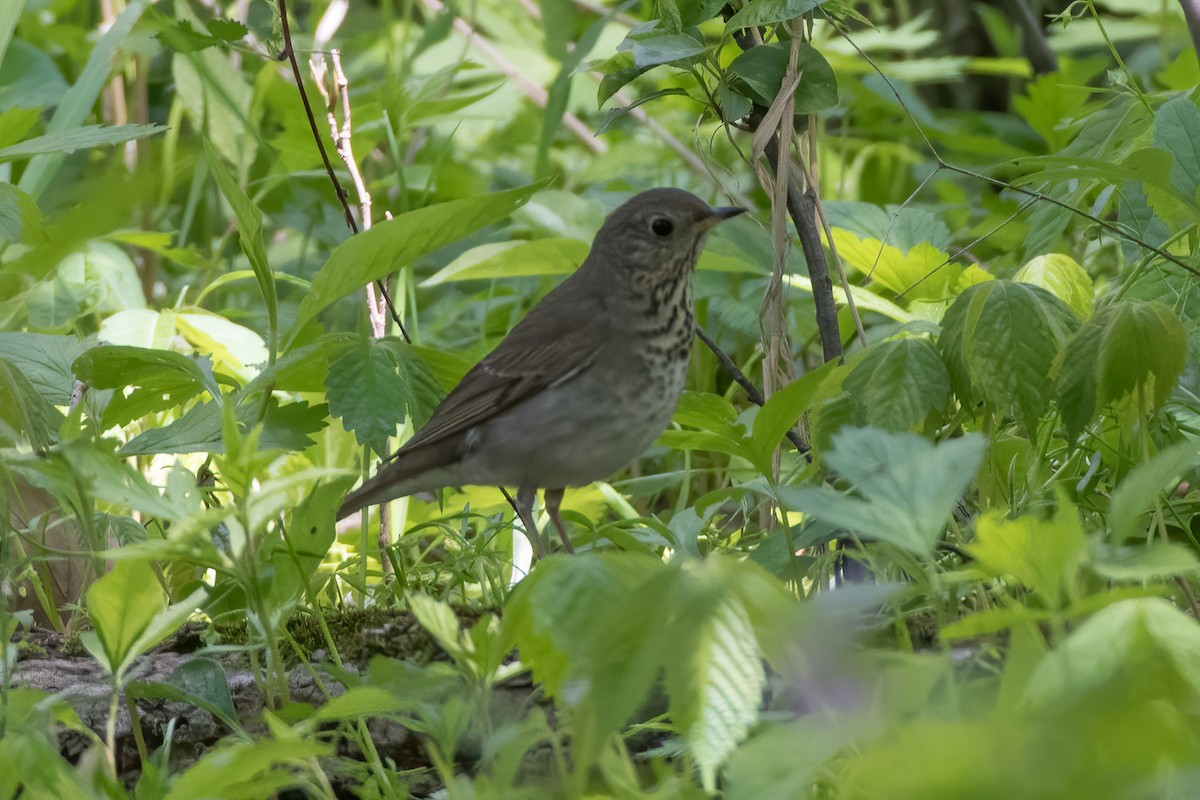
[726,42,838,113]
[1055,300,1188,441]
[1013,253,1093,320]
[287,184,539,344]
[751,359,840,453]
[309,687,404,725]
[938,280,1079,432]
[421,237,589,285]
[127,658,241,733]
[829,230,960,300]
[1022,598,1200,709]
[725,717,852,800]
[1108,439,1200,542]
[120,398,327,456]
[968,492,1085,610]
[83,559,165,678]
[203,138,276,365]
[776,428,987,557]
[1091,542,1200,581]
[1152,95,1200,201]
[0,181,45,245]
[843,338,950,431]
[625,30,707,68]
[0,123,164,161]
[596,52,651,106]
[73,345,223,405]
[325,338,409,456]
[166,737,332,800]
[664,562,766,791]
[0,357,62,449]
[724,0,831,31]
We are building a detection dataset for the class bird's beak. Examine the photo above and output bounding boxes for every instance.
[699,206,746,229]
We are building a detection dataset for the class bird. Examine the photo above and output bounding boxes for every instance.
[337,188,745,554]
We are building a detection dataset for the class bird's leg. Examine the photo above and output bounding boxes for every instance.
[514,486,546,558]
[544,488,576,554]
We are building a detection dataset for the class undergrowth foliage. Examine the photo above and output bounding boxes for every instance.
[2,0,1200,797]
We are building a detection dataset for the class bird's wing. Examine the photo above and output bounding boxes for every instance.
[396,291,611,456]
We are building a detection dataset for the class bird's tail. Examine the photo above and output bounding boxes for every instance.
[337,445,458,520]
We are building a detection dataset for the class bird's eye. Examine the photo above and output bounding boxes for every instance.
[650,217,674,236]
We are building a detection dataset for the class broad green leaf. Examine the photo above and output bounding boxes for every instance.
[407,593,469,666]
[203,138,276,365]
[625,30,707,68]
[127,658,240,732]
[421,237,589,285]
[0,123,164,161]
[776,427,987,556]
[166,737,331,800]
[823,201,952,253]
[724,0,831,31]
[308,687,404,725]
[1022,598,1200,709]
[843,338,950,431]
[664,561,768,790]
[1152,95,1200,202]
[1055,300,1187,440]
[1092,542,1200,581]
[725,717,853,800]
[0,181,45,245]
[0,357,61,449]
[1013,253,1093,319]
[1108,439,1200,542]
[325,338,408,456]
[752,359,841,452]
[287,184,538,344]
[830,230,959,301]
[968,492,1085,610]
[82,559,164,678]
[56,441,201,521]
[0,331,83,406]
[939,280,1078,432]
[726,42,838,113]
[120,398,327,456]
[73,344,222,404]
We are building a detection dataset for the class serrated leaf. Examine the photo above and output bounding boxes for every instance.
[777,428,986,556]
[120,398,326,456]
[664,571,765,791]
[968,491,1085,610]
[287,184,539,343]
[843,338,950,431]
[1014,253,1093,319]
[325,338,407,455]
[726,42,838,113]
[939,281,1079,431]
[830,230,958,300]
[1055,300,1188,440]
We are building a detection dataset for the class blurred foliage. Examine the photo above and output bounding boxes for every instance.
[3,0,1200,796]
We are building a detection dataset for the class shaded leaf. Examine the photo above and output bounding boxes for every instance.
[843,338,950,431]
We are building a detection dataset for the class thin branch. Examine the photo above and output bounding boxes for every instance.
[1184,0,1200,66]
[695,325,810,457]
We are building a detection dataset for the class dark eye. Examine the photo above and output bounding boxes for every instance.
[650,217,674,236]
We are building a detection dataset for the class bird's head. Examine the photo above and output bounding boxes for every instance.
[593,188,745,278]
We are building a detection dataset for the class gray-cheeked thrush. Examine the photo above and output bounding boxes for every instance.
[338,188,745,554]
